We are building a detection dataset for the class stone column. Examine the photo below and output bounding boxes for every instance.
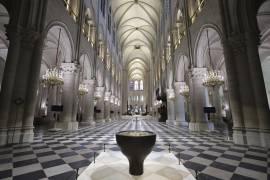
[104,91,111,122]
[0,25,22,145]
[174,82,188,126]
[166,89,176,124]
[223,33,270,147]
[81,79,95,126]
[189,68,213,131]
[95,86,105,123]
[57,63,79,131]
[245,32,270,147]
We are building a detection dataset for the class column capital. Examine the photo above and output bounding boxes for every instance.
[191,67,207,79]
[174,81,187,91]
[61,63,79,74]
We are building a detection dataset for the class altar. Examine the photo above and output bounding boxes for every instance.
[78,151,195,180]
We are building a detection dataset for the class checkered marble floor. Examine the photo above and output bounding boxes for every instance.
[0,118,269,180]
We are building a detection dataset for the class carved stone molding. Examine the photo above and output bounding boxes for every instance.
[191,68,207,79]
[61,63,79,74]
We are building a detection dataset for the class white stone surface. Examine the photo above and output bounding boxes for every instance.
[78,151,195,180]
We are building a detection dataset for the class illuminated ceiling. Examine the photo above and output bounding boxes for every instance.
[112,0,161,80]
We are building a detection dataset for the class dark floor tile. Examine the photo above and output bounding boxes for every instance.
[0,150,12,155]
[36,151,55,157]
[231,174,256,180]
[0,158,12,164]
[46,141,59,145]
[208,148,225,153]
[183,161,207,171]
[82,152,94,159]
[239,162,267,173]
[13,145,30,149]
[59,151,77,158]
[229,148,246,153]
[48,170,76,180]
[244,154,267,161]
[41,159,66,168]
[248,148,266,154]
[32,145,49,150]
[221,154,242,161]
[210,161,237,172]
[198,153,218,160]
[14,158,39,168]
[71,146,86,151]
[198,173,222,180]
[0,170,12,179]
[13,170,46,180]
[14,151,34,157]
[191,148,205,153]
[51,146,67,150]
[69,159,90,169]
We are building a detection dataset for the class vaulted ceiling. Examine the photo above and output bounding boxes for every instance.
[111,0,161,80]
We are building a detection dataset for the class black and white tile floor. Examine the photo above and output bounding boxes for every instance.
[0,119,269,180]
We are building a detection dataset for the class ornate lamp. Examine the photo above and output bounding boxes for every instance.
[42,68,64,86]
[202,29,224,88]
[42,28,64,87]
[179,83,189,98]
[78,83,88,96]
[78,56,89,96]
[202,70,224,88]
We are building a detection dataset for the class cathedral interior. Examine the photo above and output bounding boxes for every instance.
[0,0,269,179]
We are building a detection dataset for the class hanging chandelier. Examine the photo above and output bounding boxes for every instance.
[78,83,88,96]
[202,70,224,88]
[42,68,64,86]
[78,56,89,96]
[202,29,225,88]
[179,83,189,98]
[42,28,64,87]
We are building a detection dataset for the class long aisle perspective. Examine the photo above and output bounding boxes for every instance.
[0,118,269,180]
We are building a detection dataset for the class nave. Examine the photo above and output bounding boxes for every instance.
[0,117,269,180]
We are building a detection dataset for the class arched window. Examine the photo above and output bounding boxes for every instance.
[141,95,144,102]
[134,80,139,90]
[140,80,143,90]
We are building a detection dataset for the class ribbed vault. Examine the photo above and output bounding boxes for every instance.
[112,0,160,81]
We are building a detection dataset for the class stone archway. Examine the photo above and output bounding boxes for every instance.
[35,23,75,130]
[191,26,230,132]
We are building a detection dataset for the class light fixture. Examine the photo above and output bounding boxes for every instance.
[78,83,88,96]
[42,68,64,86]
[42,28,64,87]
[78,56,89,96]
[179,83,189,98]
[202,70,224,88]
[202,29,224,88]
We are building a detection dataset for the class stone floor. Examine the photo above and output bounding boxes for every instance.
[0,118,269,180]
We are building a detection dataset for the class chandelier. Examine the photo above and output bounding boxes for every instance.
[78,83,88,96]
[179,84,189,98]
[202,29,225,88]
[202,70,224,87]
[42,28,64,87]
[42,68,64,86]
[78,56,88,96]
